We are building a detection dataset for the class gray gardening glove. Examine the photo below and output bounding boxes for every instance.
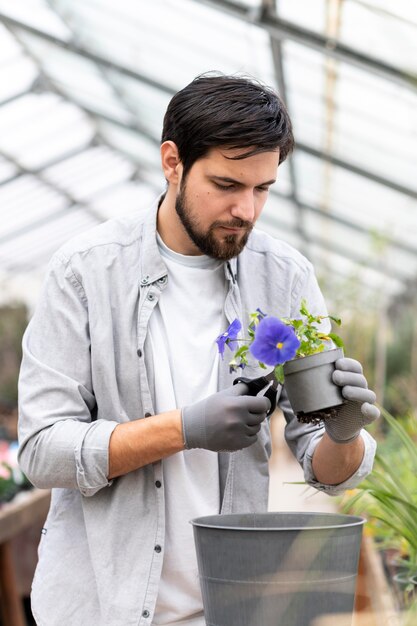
[324,357,380,443]
[181,383,271,452]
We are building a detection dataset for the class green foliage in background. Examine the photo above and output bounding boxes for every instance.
[319,266,417,418]
[0,304,28,407]
[342,408,417,575]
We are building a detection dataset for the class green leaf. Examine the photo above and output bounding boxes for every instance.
[234,345,249,358]
[328,333,344,348]
[299,299,309,317]
[381,407,417,468]
[329,315,342,326]
[274,364,285,384]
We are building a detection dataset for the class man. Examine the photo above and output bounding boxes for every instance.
[18,74,377,626]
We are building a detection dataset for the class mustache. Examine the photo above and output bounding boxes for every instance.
[211,218,253,230]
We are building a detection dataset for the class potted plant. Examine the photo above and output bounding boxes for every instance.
[216,299,345,423]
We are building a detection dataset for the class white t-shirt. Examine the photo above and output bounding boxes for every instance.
[149,234,227,626]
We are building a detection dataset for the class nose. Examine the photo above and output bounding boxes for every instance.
[230,189,256,223]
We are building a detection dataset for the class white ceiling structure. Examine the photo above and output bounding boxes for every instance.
[0,0,416,314]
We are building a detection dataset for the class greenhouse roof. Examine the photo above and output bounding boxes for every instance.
[0,0,416,311]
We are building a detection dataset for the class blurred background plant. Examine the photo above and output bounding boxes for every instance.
[0,303,31,504]
[0,440,31,503]
[341,408,417,612]
[0,303,27,413]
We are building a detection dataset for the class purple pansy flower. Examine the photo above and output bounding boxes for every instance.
[249,317,300,366]
[216,318,242,359]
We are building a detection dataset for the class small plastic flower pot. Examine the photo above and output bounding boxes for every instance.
[192,511,364,626]
[283,347,345,416]
[393,572,417,609]
[385,551,410,578]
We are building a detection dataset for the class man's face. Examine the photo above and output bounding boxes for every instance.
[174,147,280,260]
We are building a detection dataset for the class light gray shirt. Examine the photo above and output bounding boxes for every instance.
[18,198,376,626]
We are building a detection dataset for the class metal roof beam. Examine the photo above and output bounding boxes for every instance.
[194,0,417,92]
[1,204,409,286]
[78,116,417,258]
[297,141,417,200]
[280,192,417,258]
[269,34,308,253]
[44,0,154,154]
[0,13,176,96]
[50,111,415,260]
[0,204,82,246]
[79,131,417,259]
[2,12,416,199]
[0,142,95,188]
[260,212,411,284]
[5,4,415,94]
[0,147,105,224]
[0,85,36,108]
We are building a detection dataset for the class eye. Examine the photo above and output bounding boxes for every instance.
[256,186,270,193]
[214,182,235,191]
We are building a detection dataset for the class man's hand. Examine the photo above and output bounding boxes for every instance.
[181,384,271,452]
[324,357,380,443]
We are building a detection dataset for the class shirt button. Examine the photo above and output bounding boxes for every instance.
[155,480,162,488]
[137,349,142,357]
[140,276,150,286]
[144,412,152,418]
[154,544,162,553]
[147,293,155,301]
[142,609,150,618]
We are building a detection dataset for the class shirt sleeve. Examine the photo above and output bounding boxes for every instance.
[279,389,376,495]
[18,253,119,497]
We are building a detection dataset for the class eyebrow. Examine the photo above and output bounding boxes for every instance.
[210,175,276,187]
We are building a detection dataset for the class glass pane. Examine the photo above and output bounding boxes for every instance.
[332,62,417,189]
[0,156,18,183]
[44,146,136,201]
[0,175,67,239]
[277,0,326,34]
[350,0,417,23]
[0,0,71,38]
[310,244,405,307]
[2,208,97,272]
[283,41,417,189]
[0,92,94,168]
[90,181,159,219]
[341,1,417,74]
[98,121,162,171]
[238,0,262,7]
[282,42,326,150]
[304,210,416,282]
[51,0,276,89]
[295,152,416,246]
[105,74,171,141]
[292,151,417,298]
[0,25,38,102]
[258,193,298,234]
[18,32,135,125]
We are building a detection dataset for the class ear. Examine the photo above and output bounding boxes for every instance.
[160,141,183,185]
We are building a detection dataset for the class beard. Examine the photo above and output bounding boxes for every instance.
[175,183,253,261]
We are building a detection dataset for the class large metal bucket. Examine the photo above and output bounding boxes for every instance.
[191,511,364,626]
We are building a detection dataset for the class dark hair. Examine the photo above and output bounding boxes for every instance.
[161,72,294,178]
